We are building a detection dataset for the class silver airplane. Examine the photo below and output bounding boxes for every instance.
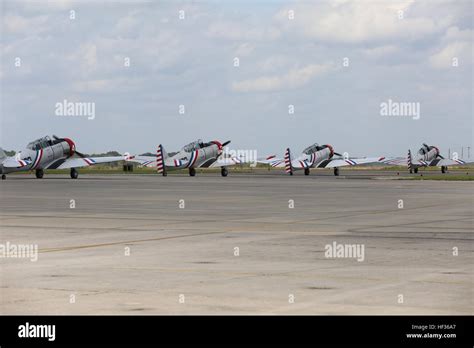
[258,142,385,176]
[382,143,472,173]
[0,135,131,180]
[131,139,242,176]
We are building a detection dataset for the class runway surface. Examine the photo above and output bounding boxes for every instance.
[0,173,473,314]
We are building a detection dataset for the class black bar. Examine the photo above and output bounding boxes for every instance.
[0,315,472,346]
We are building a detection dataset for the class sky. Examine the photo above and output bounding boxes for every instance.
[1,0,473,158]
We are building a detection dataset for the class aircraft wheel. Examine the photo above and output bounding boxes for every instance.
[1,174,6,180]
[441,166,447,174]
[35,169,44,179]
[414,168,418,174]
[334,167,340,176]
[409,169,413,174]
[221,167,228,177]
[162,171,168,177]
[304,168,310,176]
[70,168,79,179]
[189,167,196,177]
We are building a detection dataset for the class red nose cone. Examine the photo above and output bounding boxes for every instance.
[63,138,76,157]
[211,141,223,151]
[326,144,334,157]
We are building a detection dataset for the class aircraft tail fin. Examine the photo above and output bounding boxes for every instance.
[0,147,6,161]
[284,148,293,175]
[156,144,168,175]
[407,149,412,171]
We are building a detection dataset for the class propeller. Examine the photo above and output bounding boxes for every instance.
[52,135,86,158]
[334,152,343,156]
[222,140,231,147]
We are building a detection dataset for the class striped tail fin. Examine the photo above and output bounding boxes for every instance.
[156,144,167,175]
[284,148,293,175]
[407,149,412,171]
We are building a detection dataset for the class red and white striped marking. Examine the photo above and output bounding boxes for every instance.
[284,148,292,174]
[156,145,164,173]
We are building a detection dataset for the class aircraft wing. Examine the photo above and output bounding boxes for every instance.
[208,156,243,168]
[2,157,32,168]
[56,156,127,169]
[126,155,158,168]
[318,157,385,168]
[130,155,194,169]
[257,156,285,168]
[428,158,472,167]
[380,157,407,166]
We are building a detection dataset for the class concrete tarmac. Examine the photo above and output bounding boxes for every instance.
[0,173,472,314]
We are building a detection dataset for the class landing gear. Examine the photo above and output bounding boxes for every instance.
[189,167,196,177]
[70,168,79,179]
[221,167,228,177]
[304,168,310,176]
[1,174,6,180]
[35,169,44,179]
[334,167,340,176]
[409,169,413,174]
[414,167,418,174]
[441,166,447,173]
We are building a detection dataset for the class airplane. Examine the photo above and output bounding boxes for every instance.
[381,143,471,173]
[130,139,242,176]
[258,142,385,176]
[0,135,131,180]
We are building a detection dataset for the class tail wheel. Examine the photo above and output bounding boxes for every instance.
[35,169,44,179]
[221,167,228,177]
[304,168,310,176]
[70,168,79,179]
[1,174,6,180]
[189,167,196,177]
[334,167,340,176]
[441,166,447,174]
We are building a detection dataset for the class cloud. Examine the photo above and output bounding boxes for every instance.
[3,14,50,34]
[232,63,336,92]
[274,0,452,44]
[429,41,472,69]
[429,26,473,69]
[362,45,400,59]
[207,20,280,41]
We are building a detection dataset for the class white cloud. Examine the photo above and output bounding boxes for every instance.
[429,41,472,69]
[3,14,50,34]
[275,0,452,43]
[429,26,473,69]
[232,63,336,92]
[362,45,400,59]
[207,21,280,41]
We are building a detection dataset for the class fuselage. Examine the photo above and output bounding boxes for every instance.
[293,144,334,169]
[169,140,222,168]
[413,144,439,167]
[0,136,75,174]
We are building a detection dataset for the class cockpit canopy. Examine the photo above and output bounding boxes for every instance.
[183,139,204,152]
[182,139,217,152]
[26,136,53,151]
[418,143,432,155]
[302,143,326,155]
